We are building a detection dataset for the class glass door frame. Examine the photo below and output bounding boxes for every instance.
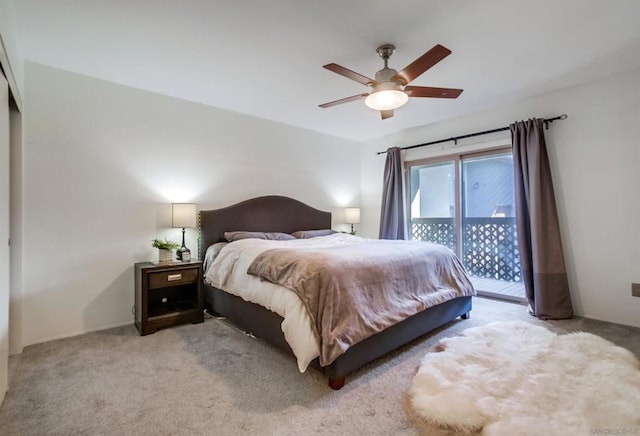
[404,145,512,255]
[405,145,526,302]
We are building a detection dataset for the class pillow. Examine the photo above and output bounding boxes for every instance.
[224,231,296,242]
[203,242,228,271]
[291,229,337,239]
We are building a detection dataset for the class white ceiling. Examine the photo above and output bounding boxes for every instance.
[12,0,640,141]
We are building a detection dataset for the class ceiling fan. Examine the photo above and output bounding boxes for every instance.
[319,44,463,120]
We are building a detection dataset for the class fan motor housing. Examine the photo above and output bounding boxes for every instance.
[375,67,399,83]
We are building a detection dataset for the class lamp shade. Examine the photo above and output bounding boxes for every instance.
[172,203,197,228]
[345,208,361,224]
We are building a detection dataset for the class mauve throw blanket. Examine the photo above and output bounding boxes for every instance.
[247,239,475,366]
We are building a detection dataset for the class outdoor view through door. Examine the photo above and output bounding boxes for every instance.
[408,150,526,302]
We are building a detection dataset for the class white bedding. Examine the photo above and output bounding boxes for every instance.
[204,233,360,372]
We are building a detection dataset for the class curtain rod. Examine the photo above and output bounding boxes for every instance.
[376,114,568,155]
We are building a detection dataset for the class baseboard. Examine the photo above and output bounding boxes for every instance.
[476,291,527,305]
[8,345,23,356]
[24,320,134,349]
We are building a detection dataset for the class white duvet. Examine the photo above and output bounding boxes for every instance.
[204,233,360,372]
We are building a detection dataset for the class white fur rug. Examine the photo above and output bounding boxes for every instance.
[408,321,640,435]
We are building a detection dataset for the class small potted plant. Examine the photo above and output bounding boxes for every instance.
[152,238,180,262]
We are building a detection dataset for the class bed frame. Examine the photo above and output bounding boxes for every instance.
[199,196,472,389]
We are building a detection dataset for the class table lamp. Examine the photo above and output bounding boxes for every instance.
[345,207,360,235]
[172,203,197,261]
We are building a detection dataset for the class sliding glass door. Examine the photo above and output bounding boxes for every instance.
[408,149,525,302]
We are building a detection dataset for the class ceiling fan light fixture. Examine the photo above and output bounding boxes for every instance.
[365,89,409,111]
[319,44,462,116]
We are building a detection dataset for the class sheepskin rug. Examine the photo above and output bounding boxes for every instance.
[408,321,640,435]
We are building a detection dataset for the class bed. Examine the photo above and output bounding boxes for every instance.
[198,195,474,389]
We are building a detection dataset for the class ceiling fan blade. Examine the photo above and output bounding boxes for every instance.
[405,86,463,99]
[323,63,377,87]
[318,93,369,108]
[392,44,452,85]
[381,110,394,120]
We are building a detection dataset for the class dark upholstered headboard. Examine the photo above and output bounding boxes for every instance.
[198,196,331,259]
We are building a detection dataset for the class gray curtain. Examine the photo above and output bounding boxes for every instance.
[379,147,406,239]
[511,119,573,319]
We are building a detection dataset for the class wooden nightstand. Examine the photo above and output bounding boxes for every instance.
[134,260,204,335]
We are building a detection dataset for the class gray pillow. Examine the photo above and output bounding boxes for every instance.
[203,242,228,271]
[224,231,296,242]
[291,229,337,239]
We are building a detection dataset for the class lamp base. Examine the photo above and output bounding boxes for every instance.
[176,228,191,261]
[176,246,191,261]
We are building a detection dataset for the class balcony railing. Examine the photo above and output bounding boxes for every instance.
[412,217,522,283]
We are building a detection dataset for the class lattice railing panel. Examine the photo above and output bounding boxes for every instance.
[411,217,522,283]
[411,218,456,252]
[462,218,522,282]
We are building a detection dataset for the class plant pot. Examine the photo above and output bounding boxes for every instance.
[158,249,173,262]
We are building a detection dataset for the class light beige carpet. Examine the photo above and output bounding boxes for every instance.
[1,297,639,436]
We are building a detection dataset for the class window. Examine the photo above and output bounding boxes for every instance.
[407,148,526,302]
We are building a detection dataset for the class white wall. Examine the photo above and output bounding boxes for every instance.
[19,59,640,345]
[22,62,360,346]
[361,70,640,328]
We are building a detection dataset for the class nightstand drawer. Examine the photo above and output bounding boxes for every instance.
[148,268,199,289]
